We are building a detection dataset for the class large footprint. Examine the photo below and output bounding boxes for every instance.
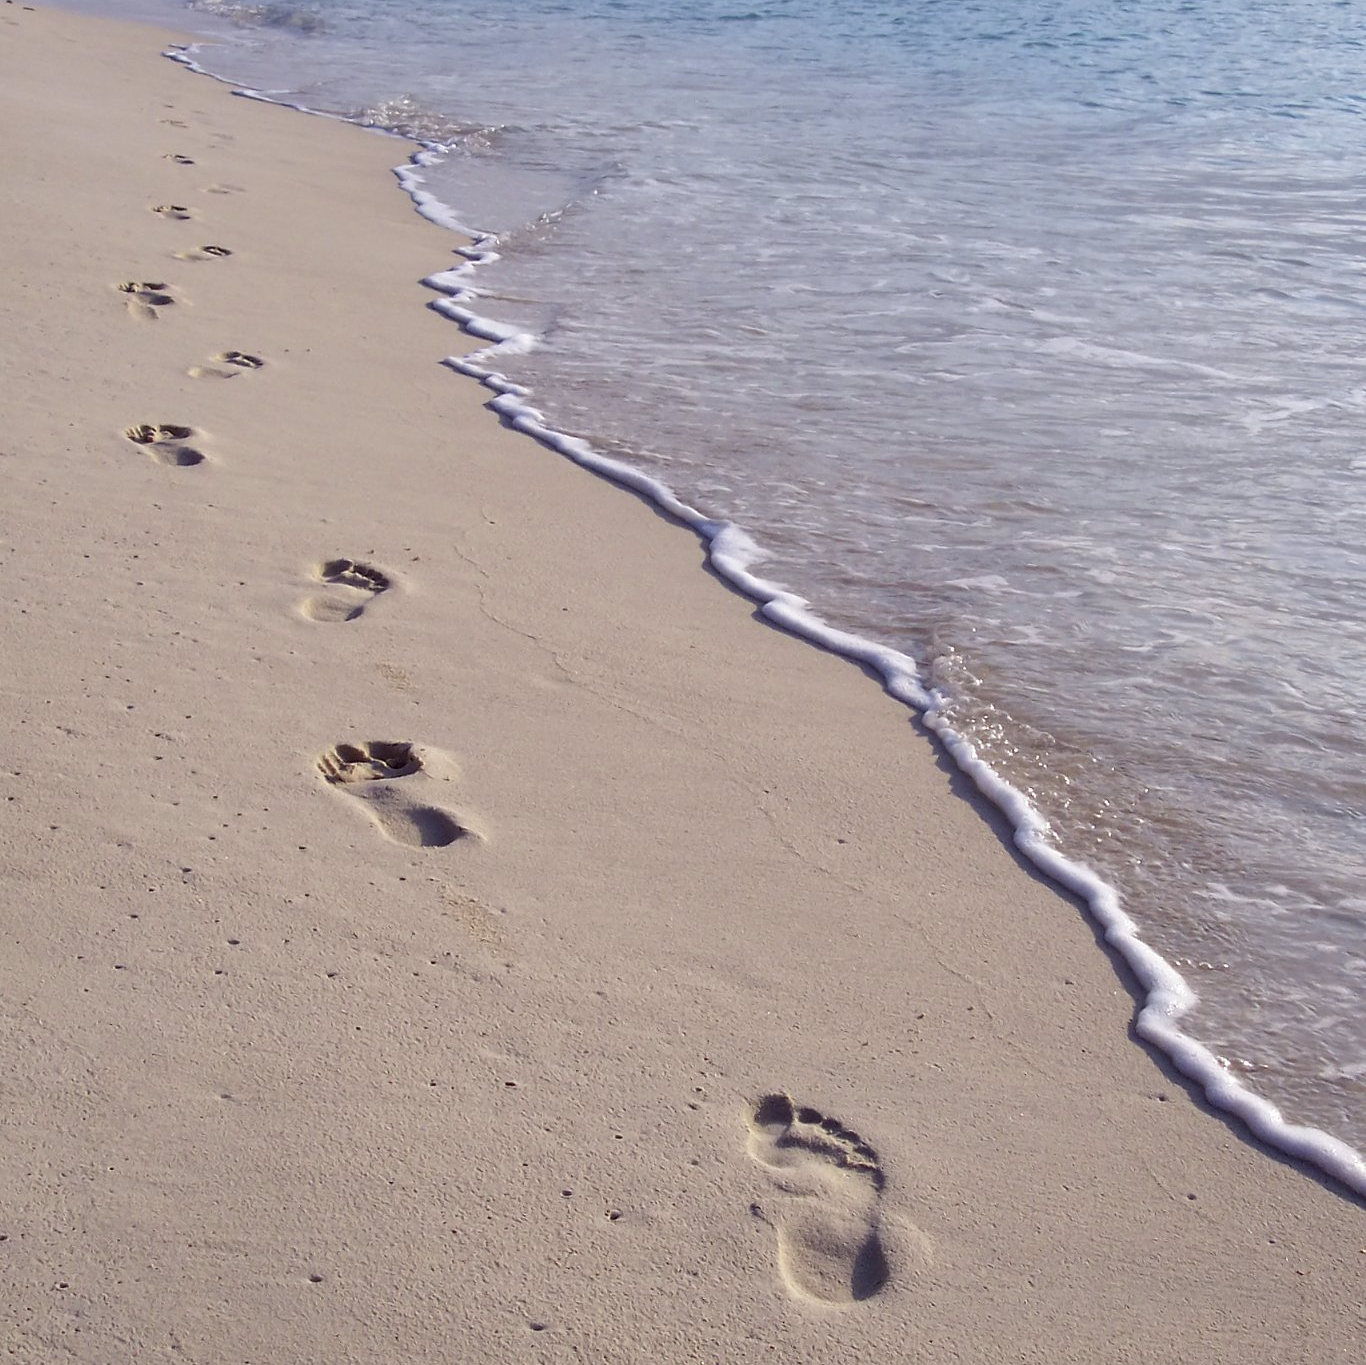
[300,558,390,622]
[316,741,469,848]
[746,1093,891,1304]
[116,280,177,321]
[189,350,264,381]
[124,423,205,467]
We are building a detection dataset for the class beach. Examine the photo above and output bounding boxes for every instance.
[0,6,1362,1361]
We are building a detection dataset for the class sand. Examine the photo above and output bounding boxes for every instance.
[0,7,1361,1362]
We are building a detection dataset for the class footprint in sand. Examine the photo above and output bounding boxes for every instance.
[151,203,196,221]
[300,558,390,622]
[175,245,233,262]
[116,280,177,321]
[164,152,196,166]
[124,423,205,468]
[317,741,469,849]
[189,350,265,380]
[746,1093,892,1305]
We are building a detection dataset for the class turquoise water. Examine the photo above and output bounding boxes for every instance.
[76,0,1366,1172]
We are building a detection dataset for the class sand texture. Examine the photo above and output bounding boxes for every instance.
[0,7,1362,1362]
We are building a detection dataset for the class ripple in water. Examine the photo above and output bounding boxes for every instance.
[185,0,326,32]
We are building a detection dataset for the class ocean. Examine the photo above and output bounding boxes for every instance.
[69,0,1366,1187]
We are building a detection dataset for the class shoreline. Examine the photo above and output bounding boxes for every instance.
[171,33,1366,1197]
[2,7,1362,1362]
[103,11,1366,1177]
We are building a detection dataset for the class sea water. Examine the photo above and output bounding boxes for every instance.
[68,0,1366,1181]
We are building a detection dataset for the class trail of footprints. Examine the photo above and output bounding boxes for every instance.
[302,576,475,845]
[120,130,470,856]
[111,117,914,1302]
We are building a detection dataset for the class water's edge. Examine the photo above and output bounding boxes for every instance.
[164,39,1366,1200]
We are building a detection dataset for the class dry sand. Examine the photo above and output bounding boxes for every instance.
[0,6,1361,1361]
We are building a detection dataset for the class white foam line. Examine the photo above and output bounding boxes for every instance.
[162,42,1366,1200]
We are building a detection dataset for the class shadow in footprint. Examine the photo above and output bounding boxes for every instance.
[317,741,468,848]
[164,152,196,165]
[301,558,390,623]
[747,1093,894,1305]
[117,281,176,321]
[176,245,233,262]
[189,350,265,380]
[124,423,205,468]
[151,204,195,221]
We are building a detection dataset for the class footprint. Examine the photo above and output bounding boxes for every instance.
[204,184,245,195]
[124,424,205,468]
[316,741,468,849]
[116,281,177,321]
[189,351,265,380]
[164,153,196,165]
[175,245,233,262]
[746,1094,891,1305]
[151,204,195,221]
[300,558,390,622]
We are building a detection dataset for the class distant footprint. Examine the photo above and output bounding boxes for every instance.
[300,558,390,622]
[316,741,468,848]
[204,183,245,195]
[116,280,176,321]
[124,423,205,468]
[175,245,233,262]
[189,350,265,380]
[746,1094,891,1305]
[164,152,196,166]
[151,204,195,221]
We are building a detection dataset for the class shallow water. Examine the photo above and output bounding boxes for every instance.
[74,0,1366,1163]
